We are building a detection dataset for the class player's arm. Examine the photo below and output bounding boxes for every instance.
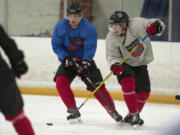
[0,25,19,57]
[132,17,165,37]
[105,32,124,66]
[82,26,97,61]
[0,25,28,78]
[105,32,126,76]
[77,26,97,76]
[51,23,69,62]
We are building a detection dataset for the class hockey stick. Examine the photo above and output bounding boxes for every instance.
[73,60,122,122]
[76,34,149,113]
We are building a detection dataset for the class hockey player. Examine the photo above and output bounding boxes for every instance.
[51,2,122,122]
[0,25,35,134]
[105,11,165,126]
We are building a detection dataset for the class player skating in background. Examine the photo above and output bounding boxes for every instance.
[51,2,122,123]
[105,11,165,126]
[0,25,35,135]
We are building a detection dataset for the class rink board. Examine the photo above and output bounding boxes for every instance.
[1,37,179,105]
[19,87,180,105]
[6,37,180,96]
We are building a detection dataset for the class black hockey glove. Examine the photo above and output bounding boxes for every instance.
[62,56,75,69]
[78,60,91,77]
[146,20,163,35]
[10,50,28,78]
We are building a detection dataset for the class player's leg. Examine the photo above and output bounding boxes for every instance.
[56,75,76,109]
[117,64,138,118]
[135,65,150,125]
[0,58,34,135]
[87,61,122,122]
[123,65,150,125]
[135,65,150,112]
[54,64,80,120]
[5,108,35,135]
[136,92,150,112]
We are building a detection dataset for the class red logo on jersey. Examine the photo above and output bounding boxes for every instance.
[125,39,144,57]
[131,44,144,57]
[69,37,84,51]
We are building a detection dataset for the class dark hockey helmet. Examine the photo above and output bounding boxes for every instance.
[67,2,82,16]
[109,11,129,30]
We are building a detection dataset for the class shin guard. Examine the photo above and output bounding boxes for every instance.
[56,75,76,109]
[121,77,138,114]
[5,109,35,135]
[136,92,150,112]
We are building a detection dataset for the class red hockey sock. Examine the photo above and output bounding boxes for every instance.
[5,109,35,135]
[136,92,150,112]
[56,75,76,109]
[121,77,138,114]
[93,86,115,114]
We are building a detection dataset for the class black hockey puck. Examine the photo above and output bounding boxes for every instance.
[175,95,180,100]
[46,122,53,126]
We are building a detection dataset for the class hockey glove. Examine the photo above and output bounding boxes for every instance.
[146,20,163,35]
[10,50,28,78]
[110,63,124,76]
[78,60,91,76]
[63,56,75,68]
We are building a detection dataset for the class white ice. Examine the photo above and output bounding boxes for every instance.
[0,95,180,135]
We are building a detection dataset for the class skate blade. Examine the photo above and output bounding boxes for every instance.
[68,117,82,124]
[132,124,140,129]
[118,120,124,125]
[115,122,143,130]
[114,121,126,129]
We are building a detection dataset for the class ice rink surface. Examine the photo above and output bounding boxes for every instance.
[0,95,180,135]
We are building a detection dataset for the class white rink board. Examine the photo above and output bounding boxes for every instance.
[1,37,179,95]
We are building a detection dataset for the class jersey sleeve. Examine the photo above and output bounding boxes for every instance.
[131,17,165,37]
[82,26,97,61]
[105,32,124,65]
[0,25,22,60]
[51,22,68,62]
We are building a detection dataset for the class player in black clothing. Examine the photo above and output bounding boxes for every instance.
[0,25,35,135]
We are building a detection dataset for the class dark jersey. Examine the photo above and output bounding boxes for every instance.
[0,25,24,115]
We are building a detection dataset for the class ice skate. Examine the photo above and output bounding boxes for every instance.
[67,108,81,124]
[130,113,142,129]
[124,113,144,126]
[124,113,132,123]
[110,112,124,129]
[110,112,123,123]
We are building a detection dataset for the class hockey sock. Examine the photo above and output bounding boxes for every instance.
[56,75,76,109]
[121,77,138,114]
[92,86,115,114]
[5,109,35,135]
[136,92,150,112]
